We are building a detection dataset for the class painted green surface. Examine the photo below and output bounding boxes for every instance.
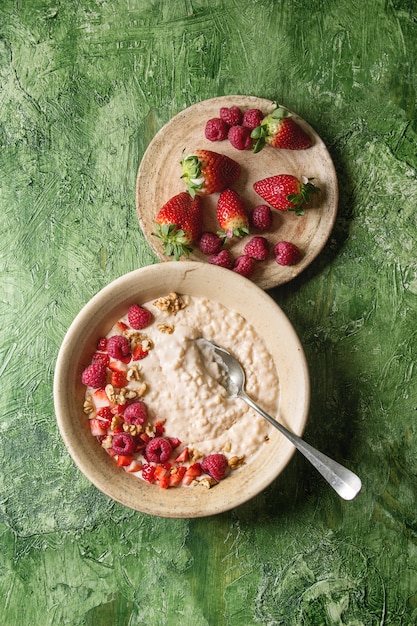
[1,0,417,624]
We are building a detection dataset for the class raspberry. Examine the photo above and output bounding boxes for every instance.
[220,105,243,126]
[145,437,173,463]
[228,125,252,150]
[204,117,229,141]
[97,337,107,351]
[233,255,255,278]
[81,363,107,388]
[91,351,110,367]
[208,249,233,269]
[128,304,153,330]
[124,401,147,425]
[274,241,301,266]
[249,205,272,231]
[242,108,263,130]
[201,453,228,481]
[198,232,223,255]
[112,432,136,455]
[244,236,270,260]
[107,335,130,359]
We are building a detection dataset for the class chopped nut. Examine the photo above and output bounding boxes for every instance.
[123,423,142,436]
[264,435,270,442]
[101,435,113,449]
[153,292,187,315]
[228,455,246,470]
[105,384,117,404]
[135,382,147,397]
[124,389,138,400]
[145,423,155,436]
[142,338,153,351]
[222,441,232,453]
[157,323,175,334]
[189,447,203,463]
[111,415,124,430]
[83,397,94,414]
[126,364,141,381]
[197,477,218,489]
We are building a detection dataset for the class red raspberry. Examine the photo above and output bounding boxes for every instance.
[220,105,243,126]
[228,125,252,150]
[128,304,153,330]
[112,432,136,455]
[145,437,173,463]
[124,401,147,425]
[111,370,128,388]
[208,249,233,269]
[201,453,228,481]
[244,236,270,260]
[107,335,130,360]
[198,232,223,255]
[91,352,110,366]
[242,108,264,130]
[233,255,255,278]
[274,241,301,266]
[204,117,229,141]
[249,205,272,231]
[81,363,107,388]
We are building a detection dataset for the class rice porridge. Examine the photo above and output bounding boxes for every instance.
[82,293,279,487]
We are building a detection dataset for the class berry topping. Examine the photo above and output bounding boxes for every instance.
[227,125,252,150]
[124,401,147,425]
[242,108,264,130]
[91,352,110,367]
[198,232,223,255]
[220,105,243,126]
[244,236,270,260]
[233,255,256,278]
[274,241,301,266]
[97,406,113,422]
[249,205,272,231]
[204,117,229,141]
[201,453,228,481]
[81,363,107,388]
[112,432,136,456]
[208,249,233,269]
[107,335,130,360]
[128,303,153,329]
[97,337,107,351]
[145,436,173,464]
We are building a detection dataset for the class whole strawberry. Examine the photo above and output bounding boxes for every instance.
[153,192,203,260]
[251,106,312,152]
[216,189,249,238]
[180,150,241,197]
[253,174,319,216]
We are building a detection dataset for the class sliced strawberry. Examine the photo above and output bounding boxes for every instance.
[89,418,108,437]
[141,463,156,483]
[125,460,143,473]
[182,462,202,485]
[116,321,129,332]
[154,420,166,436]
[93,388,110,406]
[108,360,127,373]
[117,454,133,467]
[111,370,128,388]
[168,466,187,486]
[167,437,181,449]
[174,447,189,463]
[132,345,149,360]
[97,337,108,351]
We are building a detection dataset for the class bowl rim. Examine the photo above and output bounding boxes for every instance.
[54,261,310,517]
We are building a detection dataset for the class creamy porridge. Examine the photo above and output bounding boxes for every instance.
[82,293,279,487]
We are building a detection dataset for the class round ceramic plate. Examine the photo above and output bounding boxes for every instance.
[136,95,338,290]
[54,262,310,518]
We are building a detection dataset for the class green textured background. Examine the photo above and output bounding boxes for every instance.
[1,1,417,624]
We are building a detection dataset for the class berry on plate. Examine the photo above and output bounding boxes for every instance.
[208,249,233,269]
[253,174,319,216]
[233,255,256,278]
[205,117,229,141]
[249,204,272,230]
[219,105,243,126]
[153,192,203,260]
[242,108,263,130]
[180,150,241,197]
[198,231,223,255]
[251,106,312,152]
[201,453,228,481]
[228,125,252,150]
[244,236,270,260]
[274,241,301,266]
[216,189,250,239]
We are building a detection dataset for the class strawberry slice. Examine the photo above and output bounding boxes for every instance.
[182,462,202,486]
[117,454,133,467]
[173,447,189,463]
[132,345,149,360]
[111,370,128,388]
[141,463,156,483]
[125,460,143,473]
[89,418,108,437]
[168,466,187,487]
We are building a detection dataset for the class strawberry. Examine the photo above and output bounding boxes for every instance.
[251,106,312,152]
[253,174,319,216]
[168,466,187,486]
[216,189,249,238]
[180,150,240,197]
[89,418,108,437]
[153,192,203,260]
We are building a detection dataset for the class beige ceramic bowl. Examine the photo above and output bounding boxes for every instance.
[54,261,310,517]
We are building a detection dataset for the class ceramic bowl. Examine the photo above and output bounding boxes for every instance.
[54,261,310,517]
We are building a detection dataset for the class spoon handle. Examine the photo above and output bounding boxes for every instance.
[239,392,362,501]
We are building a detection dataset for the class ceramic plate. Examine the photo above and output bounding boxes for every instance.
[136,96,338,290]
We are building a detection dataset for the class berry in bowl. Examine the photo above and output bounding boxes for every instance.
[54,261,309,518]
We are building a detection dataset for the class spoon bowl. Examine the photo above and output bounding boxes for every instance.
[196,338,362,501]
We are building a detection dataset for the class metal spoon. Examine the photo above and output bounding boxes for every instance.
[196,338,362,501]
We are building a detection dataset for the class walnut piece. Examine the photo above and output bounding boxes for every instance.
[228,455,246,470]
[153,292,187,315]
[83,397,94,414]
[157,323,175,334]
